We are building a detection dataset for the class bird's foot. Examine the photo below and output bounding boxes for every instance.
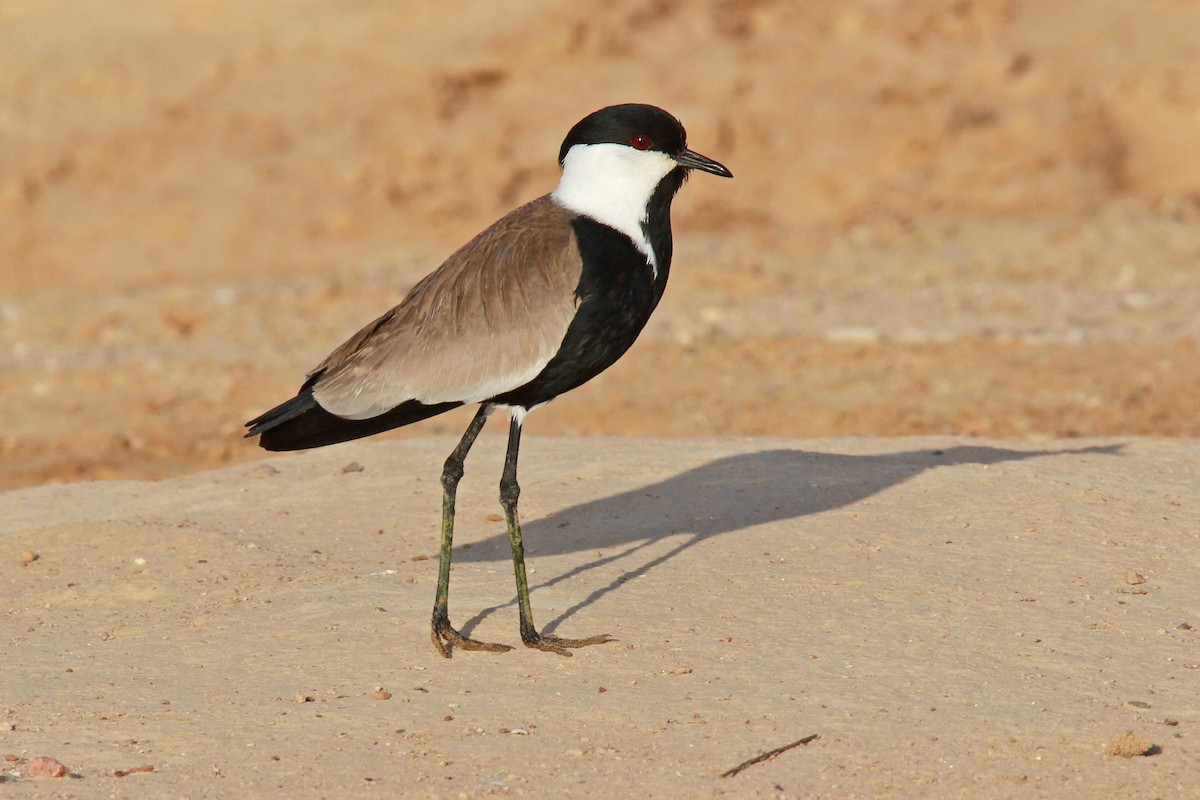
[521,631,613,657]
[431,614,513,658]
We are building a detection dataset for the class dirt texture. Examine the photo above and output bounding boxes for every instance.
[4,437,1199,797]
[3,0,1200,489]
[3,1,1200,797]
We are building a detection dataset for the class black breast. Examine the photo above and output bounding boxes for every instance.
[492,215,670,410]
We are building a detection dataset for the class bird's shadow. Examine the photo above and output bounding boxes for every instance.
[454,443,1121,636]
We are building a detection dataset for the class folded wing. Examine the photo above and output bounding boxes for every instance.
[311,195,583,420]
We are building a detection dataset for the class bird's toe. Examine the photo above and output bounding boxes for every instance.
[522,632,612,656]
[432,616,512,657]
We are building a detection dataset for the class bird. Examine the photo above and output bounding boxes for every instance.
[245,103,732,657]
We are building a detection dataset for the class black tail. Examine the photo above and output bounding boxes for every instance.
[244,380,464,452]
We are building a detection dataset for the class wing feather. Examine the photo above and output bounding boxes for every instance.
[311,196,582,419]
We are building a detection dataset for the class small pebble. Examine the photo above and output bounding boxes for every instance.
[1125,570,1146,585]
[1108,730,1156,757]
[668,667,692,675]
[339,462,364,474]
[374,691,392,701]
[1126,700,1152,709]
[20,551,39,565]
[114,765,154,777]
[26,756,69,778]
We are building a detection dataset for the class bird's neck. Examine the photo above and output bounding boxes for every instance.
[552,143,680,275]
[641,168,685,288]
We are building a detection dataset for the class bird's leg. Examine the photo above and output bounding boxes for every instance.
[431,405,512,658]
[500,415,611,656]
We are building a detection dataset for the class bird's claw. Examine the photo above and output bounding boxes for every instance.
[522,632,613,657]
[431,615,513,658]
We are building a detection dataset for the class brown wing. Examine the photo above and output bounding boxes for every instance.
[310,195,582,419]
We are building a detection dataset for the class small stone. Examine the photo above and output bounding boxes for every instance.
[339,462,364,474]
[1164,718,1180,727]
[294,693,313,704]
[1125,570,1146,585]
[26,756,70,778]
[114,765,154,777]
[668,667,692,675]
[1176,622,1192,631]
[20,551,39,566]
[1126,700,1152,709]
[486,513,504,522]
[1108,731,1156,757]
[374,691,392,701]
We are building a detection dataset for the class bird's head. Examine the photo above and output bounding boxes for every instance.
[551,104,731,267]
[557,103,732,182]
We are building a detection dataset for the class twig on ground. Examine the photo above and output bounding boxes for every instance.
[721,733,820,778]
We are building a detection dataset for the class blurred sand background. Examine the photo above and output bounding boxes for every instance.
[4,2,1200,797]
[3,0,1199,490]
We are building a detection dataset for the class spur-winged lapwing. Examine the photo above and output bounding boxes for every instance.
[245,103,732,657]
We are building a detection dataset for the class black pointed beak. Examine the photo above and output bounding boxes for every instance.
[675,148,733,178]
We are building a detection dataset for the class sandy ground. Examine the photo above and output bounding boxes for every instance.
[3,436,1199,797]
[3,1,1200,796]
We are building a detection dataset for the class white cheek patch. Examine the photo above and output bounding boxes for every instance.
[551,143,677,275]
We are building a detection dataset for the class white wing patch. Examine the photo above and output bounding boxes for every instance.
[316,353,556,420]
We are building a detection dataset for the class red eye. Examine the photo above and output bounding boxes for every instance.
[630,134,652,150]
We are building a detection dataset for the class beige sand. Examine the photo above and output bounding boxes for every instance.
[4,436,1198,796]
